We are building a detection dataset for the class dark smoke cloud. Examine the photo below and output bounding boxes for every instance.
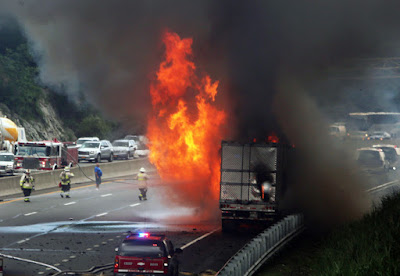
[0,0,212,128]
[206,0,400,139]
[2,1,400,133]
[2,1,400,226]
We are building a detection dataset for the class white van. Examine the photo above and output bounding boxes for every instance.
[329,124,347,139]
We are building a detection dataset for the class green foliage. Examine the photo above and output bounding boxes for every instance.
[0,16,119,140]
[75,115,113,138]
[309,192,400,276]
[0,43,43,120]
[48,91,119,140]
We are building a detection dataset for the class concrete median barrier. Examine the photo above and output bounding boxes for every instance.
[0,158,155,198]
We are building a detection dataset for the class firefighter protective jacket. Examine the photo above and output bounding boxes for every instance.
[20,174,35,189]
[137,172,148,189]
[60,172,74,185]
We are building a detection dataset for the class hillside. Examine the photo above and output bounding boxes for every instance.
[0,16,118,141]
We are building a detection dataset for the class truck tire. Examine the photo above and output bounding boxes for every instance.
[108,153,113,162]
[96,154,101,163]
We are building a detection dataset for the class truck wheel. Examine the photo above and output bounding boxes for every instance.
[96,154,101,163]
[109,153,113,162]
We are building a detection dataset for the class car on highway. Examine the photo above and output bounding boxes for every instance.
[112,139,137,160]
[0,152,14,176]
[124,135,140,144]
[356,147,391,174]
[348,130,368,140]
[366,131,391,140]
[78,140,113,163]
[114,232,182,276]
[329,124,347,140]
[372,144,399,169]
[75,137,100,148]
[135,142,150,157]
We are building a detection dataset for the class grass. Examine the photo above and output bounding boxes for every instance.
[255,192,400,276]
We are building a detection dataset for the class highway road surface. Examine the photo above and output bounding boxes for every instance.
[0,173,257,275]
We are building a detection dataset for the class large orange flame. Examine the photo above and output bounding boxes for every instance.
[147,31,226,213]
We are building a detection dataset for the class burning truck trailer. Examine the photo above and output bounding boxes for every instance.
[14,140,78,172]
[219,140,296,232]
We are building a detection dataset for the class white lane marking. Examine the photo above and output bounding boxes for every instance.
[102,242,107,245]
[54,263,60,266]
[96,212,108,217]
[366,180,399,193]
[62,259,69,262]
[94,245,100,248]
[86,248,92,251]
[38,272,44,275]
[17,239,29,244]
[69,255,76,259]
[180,228,220,250]
[64,202,76,206]
[0,252,61,272]
[101,193,112,197]
[24,212,37,216]
[130,203,140,207]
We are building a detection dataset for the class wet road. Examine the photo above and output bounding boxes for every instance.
[0,174,257,275]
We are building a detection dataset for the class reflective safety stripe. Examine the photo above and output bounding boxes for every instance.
[61,174,71,184]
[138,172,147,181]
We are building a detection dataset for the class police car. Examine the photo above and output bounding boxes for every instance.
[114,232,182,276]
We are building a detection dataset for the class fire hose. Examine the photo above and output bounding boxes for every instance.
[48,147,97,188]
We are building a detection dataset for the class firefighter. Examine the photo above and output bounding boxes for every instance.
[20,169,35,202]
[137,167,148,201]
[59,167,74,198]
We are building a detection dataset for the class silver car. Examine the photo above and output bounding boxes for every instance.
[78,140,114,163]
[112,139,137,160]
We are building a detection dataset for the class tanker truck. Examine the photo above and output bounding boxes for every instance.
[0,116,27,152]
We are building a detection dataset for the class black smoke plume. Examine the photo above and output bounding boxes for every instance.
[2,0,400,227]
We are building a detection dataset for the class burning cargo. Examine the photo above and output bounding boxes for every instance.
[219,141,295,232]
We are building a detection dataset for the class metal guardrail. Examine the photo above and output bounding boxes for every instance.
[216,214,305,276]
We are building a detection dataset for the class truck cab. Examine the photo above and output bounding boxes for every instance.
[14,140,78,171]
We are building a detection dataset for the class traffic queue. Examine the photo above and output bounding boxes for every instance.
[0,135,150,177]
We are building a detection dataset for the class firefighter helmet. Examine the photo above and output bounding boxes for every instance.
[25,169,31,174]
[140,167,145,173]
[64,167,70,172]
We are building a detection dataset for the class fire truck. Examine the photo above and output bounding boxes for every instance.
[14,139,78,172]
[219,140,295,232]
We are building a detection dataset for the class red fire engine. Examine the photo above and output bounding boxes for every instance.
[14,139,78,172]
